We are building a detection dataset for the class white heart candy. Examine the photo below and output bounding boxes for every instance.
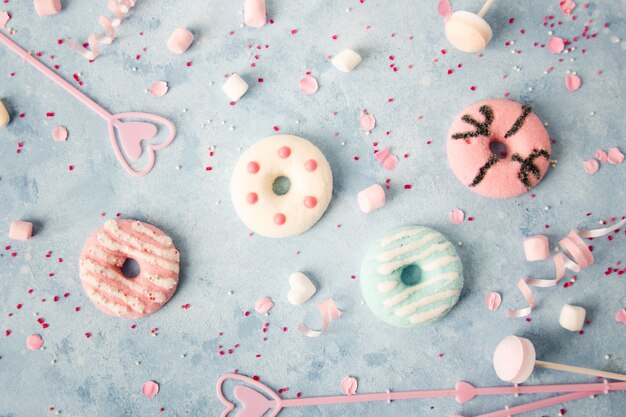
[287,272,316,305]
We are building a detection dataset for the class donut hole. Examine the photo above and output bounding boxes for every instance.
[400,264,422,287]
[272,176,291,196]
[121,258,140,279]
[489,140,508,159]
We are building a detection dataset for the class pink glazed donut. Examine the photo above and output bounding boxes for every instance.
[79,219,180,318]
[447,99,552,199]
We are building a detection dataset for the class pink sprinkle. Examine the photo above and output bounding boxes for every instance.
[142,380,160,398]
[247,192,259,204]
[565,74,581,92]
[547,37,565,54]
[449,208,465,225]
[26,334,44,350]
[583,159,599,174]
[615,309,626,325]
[291,29,298,35]
[299,75,319,95]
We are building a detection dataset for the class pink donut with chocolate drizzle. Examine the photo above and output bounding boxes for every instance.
[447,99,552,199]
[79,219,180,318]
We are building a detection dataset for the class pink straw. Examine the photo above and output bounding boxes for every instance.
[0,31,175,177]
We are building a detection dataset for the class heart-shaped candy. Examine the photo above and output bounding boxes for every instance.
[287,272,316,305]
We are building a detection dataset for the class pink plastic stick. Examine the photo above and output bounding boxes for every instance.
[0,31,175,177]
[216,374,626,417]
[473,391,595,417]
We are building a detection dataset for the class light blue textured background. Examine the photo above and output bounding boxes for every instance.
[1,1,625,416]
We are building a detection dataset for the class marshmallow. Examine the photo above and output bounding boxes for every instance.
[34,0,62,17]
[331,49,362,73]
[445,11,493,53]
[559,304,586,332]
[357,184,385,213]
[0,99,9,127]
[9,221,33,240]
[244,0,267,28]
[222,73,249,101]
[523,235,550,262]
[167,28,194,54]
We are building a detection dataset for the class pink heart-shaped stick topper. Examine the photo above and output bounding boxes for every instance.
[216,374,282,417]
[454,381,477,404]
[108,112,176,177]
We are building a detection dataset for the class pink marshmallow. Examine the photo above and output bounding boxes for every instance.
[167,28,194,55]
[357,184,385,213]
[244,0,267,28]
[9,221,33,241]
[34,0,62,17]
[523,235,549,261]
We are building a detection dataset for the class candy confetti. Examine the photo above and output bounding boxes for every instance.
[341,376,358,395]
[449,208,465,225]
[299,75,319,95]
[359,110,376,131]
[298,298,342,337]
[149,81,169,97]
[65,0,138,61]
[142,380,159,398]
[565,74,581,92]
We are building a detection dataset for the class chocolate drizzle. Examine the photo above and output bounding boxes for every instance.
[451,105,494,140]
[511,149,551,189]
[469,153,499,187]
[504,104,533,138]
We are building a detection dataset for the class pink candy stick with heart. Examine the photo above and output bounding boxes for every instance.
[0,31,175,177]
[216,373,626,417]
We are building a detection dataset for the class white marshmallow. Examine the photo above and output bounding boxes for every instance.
[357,184,385,213]
[559,304,586,331]
[0,99,9,127]
[331,48,362,73]
[222,73,249,101]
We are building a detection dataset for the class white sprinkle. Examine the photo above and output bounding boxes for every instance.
[341,141,346,146]
[457,241,463,246]
[209,81,214,86]
[605,354,611,360]
[548,31,553,35]
[295,120,300,124]
[182,108,188,113]
[590,112,595,116]
[176,165,181,170]
[544,206,550,211]
[609,35,620,44]
[528,87,533,92]
[229,126,235,131]
[132,67,137,72]
[228,290,233,295]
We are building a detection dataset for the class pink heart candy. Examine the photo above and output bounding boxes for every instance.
[455,381,476,404]
[607,147,624,164]
[217,374,282,417]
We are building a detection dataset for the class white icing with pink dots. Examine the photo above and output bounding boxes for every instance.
[231,135,333,238]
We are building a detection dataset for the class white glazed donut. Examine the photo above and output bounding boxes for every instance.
[231,135,333,238]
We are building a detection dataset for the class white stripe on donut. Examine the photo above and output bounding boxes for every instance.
[377,232,438,262]
[409,305,452,324]
[377,242,452,275]
[82,272,146,314]
[380,227,422,247]
[86,288,132,316]
[421,255,458,271]
[104,220,178,261]
[96,232,180,273]
[382,272,460,307]
[87,246,125,267]
[394,289,461,317]
[377,281,398,293]
[144,274,178,290]
[131,221,174,247]
[80,258,168,304]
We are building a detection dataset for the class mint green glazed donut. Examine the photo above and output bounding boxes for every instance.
[360,225,464,327]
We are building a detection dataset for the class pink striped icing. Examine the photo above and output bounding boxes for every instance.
[79,219,180,318]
